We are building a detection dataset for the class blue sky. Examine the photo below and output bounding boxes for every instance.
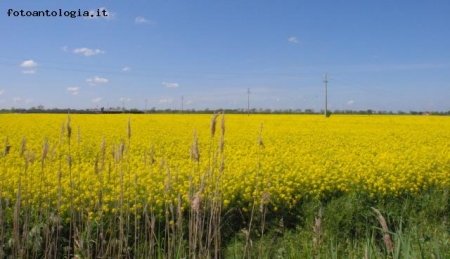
[0,0,449,112]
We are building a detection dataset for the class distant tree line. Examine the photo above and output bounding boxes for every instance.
[1,106,449,116]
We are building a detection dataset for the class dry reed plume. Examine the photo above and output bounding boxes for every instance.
[371,207,394,253]
[190,130,200,162]
[210,113,219,138]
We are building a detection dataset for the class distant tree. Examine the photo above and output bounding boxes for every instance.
[410,110,424,115]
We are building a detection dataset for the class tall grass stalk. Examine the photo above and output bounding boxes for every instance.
[66,114,75,259]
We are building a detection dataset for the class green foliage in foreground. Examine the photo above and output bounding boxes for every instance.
[0,188,448,258]
[223,188,450,258]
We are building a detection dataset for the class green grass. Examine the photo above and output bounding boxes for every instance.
[222,188,450,258]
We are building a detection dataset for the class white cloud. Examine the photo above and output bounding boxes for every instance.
[92,97,102,103]
[185,100,194,105]
[13,97,21,102]
[158,98,173,104]
[86,76,108,86]
[21,60,38,74]
[162,82,179,88]
[85,7,115,20]
[0,90,4,95]
[61,45,68,52]
[347,100,355,105]
[288,36,299,44]
[67,87,79,95]
[92,77,108,83]
[25,98,33,104]
[119,97,131,102]
[21,60,38,68]
[122,67,131,71]
[73,47,105,56]
[135,16,151,24]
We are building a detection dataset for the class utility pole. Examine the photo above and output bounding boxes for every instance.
[324,73,328,117]
[145,99,147,113]
[247,88,251,116]
[181,96,184,114]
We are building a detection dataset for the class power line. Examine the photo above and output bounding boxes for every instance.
[324,73,328,117]
[181,96,184,114]
[330,75,392,98]
[0,55,323,80]
[247,88,251,116]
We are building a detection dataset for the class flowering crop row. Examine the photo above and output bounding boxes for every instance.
[1,114,449,219]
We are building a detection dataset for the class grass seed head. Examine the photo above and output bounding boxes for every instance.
[127,118,131,139]
[219,155,225,173]
[210,113,219,138]
[221,112,225,136]
[20,137,26,157]
[259,192,270,213]
[118,140,125,160]
[3,145,11,157]
[42,138,49,161]
[66,118,72,141]
[192,193,202,213]
[219,134,225,153]
[101,137,106,157]
[3,137,10,157]
[190,130,200,162]
[26,150,35,165]
[258,123,265,148]
[149,145,155,164]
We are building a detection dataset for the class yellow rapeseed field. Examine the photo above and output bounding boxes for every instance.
[1,114,449,219]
